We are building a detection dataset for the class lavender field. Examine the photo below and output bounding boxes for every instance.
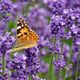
[0,0,80,80]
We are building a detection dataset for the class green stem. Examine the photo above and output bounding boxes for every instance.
[2,53,5,76]
[66,45,72,80]
[60,40,63,55]
[49,54,54,73]
[68,46,72,64]
[60,39,66,80]
[75,46,80,80]
[56,70,59,80]
[29,75,32,80]
[47,54,54,80]
[46,37,56,80]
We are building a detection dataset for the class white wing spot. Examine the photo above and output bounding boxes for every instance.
[17,26,21,29]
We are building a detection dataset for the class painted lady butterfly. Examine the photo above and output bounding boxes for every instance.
[11,18,39,52]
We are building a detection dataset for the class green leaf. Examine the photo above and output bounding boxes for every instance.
[38,72,46,79]
[62,68,66,80]
[43,54,52,63]
[7,21,16,32]
[62,39,73,47]
[47,54,56,80]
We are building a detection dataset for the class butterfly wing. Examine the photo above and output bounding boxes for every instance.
[11,18,39,52]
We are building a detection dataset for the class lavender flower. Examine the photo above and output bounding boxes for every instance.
[0,32,15,50]
[7,54,28,80]
[66,0,80,8]
[24,48,43,75]
[0,32,15,79]
[0,0,26,21]
[72,44,79,63]
[0,0,79,79]
[7,47,44,79]
[26,5,51,36]
[50,14,66,39]
[50,3,80,41]
[0,0,13,20]
[53,59,66,72]
[0,20,6,35]
[49,39,61,54]
[0,76,4,80]
[0,32,15,57]
[7,54,27,70]
[0,0,12,14]
[62,44,70,58]
[50,0,80,79]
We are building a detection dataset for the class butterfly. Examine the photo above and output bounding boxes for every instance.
[10,18,39,52]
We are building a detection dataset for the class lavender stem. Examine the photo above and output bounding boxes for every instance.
[2,53,5,76]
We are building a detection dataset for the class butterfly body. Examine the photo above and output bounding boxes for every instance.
[11,18,39,52]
